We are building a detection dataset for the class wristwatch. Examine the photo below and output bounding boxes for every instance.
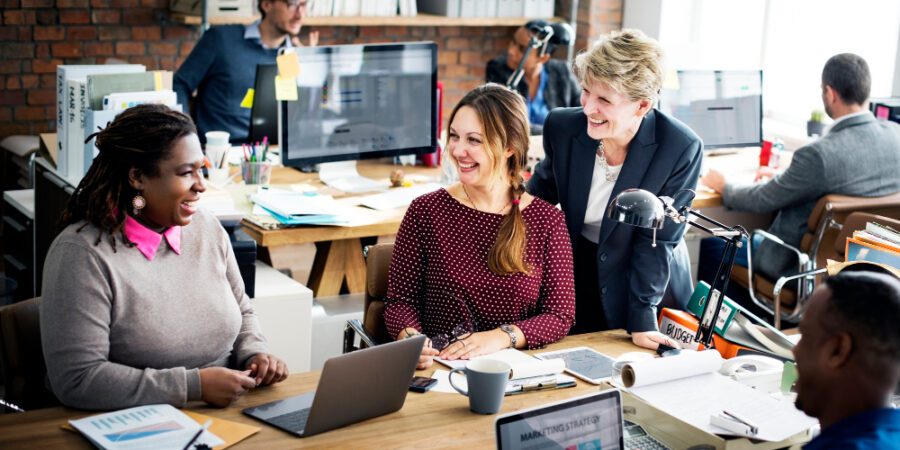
[500,324,517,349]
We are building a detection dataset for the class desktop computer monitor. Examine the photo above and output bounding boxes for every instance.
[248,64,278,146]
[279,42,437,168]
[658,70,763,149]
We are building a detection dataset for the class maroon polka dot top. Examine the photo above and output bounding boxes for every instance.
[385,188,576,349]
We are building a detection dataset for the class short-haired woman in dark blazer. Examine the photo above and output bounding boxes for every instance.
[528,29,703,350]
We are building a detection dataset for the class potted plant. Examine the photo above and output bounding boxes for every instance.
[807,110,826,137]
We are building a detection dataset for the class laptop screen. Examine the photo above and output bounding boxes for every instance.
[495,390,624,450]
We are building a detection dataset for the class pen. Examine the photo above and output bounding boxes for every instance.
[181,419,212,450]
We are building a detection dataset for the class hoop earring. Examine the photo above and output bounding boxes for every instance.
[132,193,146,216]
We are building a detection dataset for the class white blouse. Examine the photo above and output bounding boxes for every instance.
[581,154,623,243]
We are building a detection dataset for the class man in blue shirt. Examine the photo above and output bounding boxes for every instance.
[174,0,307,144]
[793,269,900,449]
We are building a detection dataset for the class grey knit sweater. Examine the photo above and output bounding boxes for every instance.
[40,209,268,410]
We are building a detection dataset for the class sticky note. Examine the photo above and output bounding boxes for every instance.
[240,88,255,108]
[277,51,300,78]
[275,76,298,101]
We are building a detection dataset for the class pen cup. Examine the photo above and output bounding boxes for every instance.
[241,161,273,185]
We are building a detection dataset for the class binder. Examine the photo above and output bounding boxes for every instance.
[685,281,794,359]
[55,64,145,180]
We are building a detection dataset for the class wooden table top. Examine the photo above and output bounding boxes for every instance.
[0,331,645,449]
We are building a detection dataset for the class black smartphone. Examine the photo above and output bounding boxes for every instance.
[409,376,437,393]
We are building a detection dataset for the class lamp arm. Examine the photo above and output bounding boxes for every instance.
[506,32,551,90]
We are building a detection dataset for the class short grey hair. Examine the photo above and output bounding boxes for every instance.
[573,28,664,103]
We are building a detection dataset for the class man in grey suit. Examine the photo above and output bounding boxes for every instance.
[702,53,900,280]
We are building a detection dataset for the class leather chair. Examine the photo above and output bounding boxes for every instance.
[0,297,58,411]
[343,243,393,352]
[767,212,900,326]
[733,192,900,327]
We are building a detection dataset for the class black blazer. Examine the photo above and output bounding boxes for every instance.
[527,108,703,332]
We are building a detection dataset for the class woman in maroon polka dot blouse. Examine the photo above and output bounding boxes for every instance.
[384,84,576,369]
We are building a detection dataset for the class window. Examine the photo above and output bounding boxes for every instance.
[627,0,900,127]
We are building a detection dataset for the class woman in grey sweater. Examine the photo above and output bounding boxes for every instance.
[41,104,288,410]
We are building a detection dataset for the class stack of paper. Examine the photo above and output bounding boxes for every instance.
[617,350,817,442]
[433,348,576,395]
[68,404,223,450]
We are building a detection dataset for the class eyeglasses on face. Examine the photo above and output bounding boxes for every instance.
[281,0,308,10]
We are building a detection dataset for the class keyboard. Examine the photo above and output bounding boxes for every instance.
[265,408,311,433]
[624,420,670,450]
[625,434,670,450]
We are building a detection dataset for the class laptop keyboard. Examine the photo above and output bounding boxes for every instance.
[266,408,311,433]
[625,434,670,450]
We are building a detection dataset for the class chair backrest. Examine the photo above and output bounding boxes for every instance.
[801,192,900,268]
[363,243,394,345]
[0,297,58,410]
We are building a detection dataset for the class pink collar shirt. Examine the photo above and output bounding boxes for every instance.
[123,215,182,261]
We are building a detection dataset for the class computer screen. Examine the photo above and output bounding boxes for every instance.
[658,70,763,149]
[279,42,437,167]
[248,64,278,146]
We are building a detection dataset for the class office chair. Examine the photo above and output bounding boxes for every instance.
[343,243,394,353]
[766,212,900,327]
[0,297,58,411]
[736,192,900,327]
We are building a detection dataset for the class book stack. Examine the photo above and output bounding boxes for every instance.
[846,221,900,268]
[417,0,554,18]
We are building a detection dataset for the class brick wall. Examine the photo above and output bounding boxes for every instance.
[0,0,623,141]
[0,0,201,139]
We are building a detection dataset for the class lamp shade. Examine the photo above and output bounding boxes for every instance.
[606,188,666,229]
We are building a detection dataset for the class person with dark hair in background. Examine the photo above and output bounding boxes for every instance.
[385,84,575,370]
[41,104,288,410]
[174,0,315,144]
[793,270,900,449]
[528,29,701,350]
[701,53,900,283]
[485,20,581,134]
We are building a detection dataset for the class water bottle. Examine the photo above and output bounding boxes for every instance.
[768,139,784,169]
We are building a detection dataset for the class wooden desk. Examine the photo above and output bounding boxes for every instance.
[0,330,809,449]
[0,332,641,449]
[240,160,440,297]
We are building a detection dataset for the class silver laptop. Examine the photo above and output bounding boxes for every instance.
[243,335,425,437]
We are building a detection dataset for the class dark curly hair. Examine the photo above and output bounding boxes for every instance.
[59,104,197,251]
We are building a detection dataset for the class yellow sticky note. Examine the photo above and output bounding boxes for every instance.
[274,75,298,101]
[240,88,255,108]
[277,51,300,78]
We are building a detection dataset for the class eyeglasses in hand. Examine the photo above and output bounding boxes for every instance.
[429,320,473,352]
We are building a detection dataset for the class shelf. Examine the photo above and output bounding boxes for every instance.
[171,13,540,27]
[171,13,260,25]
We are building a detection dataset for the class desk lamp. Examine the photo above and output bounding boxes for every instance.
[506,22,573,91]
[606,189,747,347]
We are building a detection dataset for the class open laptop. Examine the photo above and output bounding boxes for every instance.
[243,335,425,437]
[248,64,278,145]
[495,389,670,450]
